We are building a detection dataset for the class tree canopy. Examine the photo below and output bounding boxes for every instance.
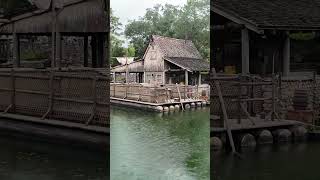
[111,9,136,67]
[124,0,209,59]
[0,0,34,17]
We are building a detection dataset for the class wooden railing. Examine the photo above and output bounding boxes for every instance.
[0,68,110,127]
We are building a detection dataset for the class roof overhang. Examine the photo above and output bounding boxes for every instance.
[211,4,264,34]
[164,57,193,72]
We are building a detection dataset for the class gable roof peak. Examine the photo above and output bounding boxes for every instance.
[149,34,202,59]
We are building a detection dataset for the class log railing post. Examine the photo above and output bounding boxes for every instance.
[11,69,16,113]
[42,70,55,119]
[313,71,317,127]
[86,76,97,125]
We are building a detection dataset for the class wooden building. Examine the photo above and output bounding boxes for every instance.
[111,59,144,83]
[0,0,109,68]
[0,0,110,146]
[212,0,320,76]
[112,35,210,85]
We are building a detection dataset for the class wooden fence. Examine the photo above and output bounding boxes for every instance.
[0,68,110,127]
[110,83,210,103]
[210,72,320,127]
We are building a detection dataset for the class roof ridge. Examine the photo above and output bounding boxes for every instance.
[152,35,192,42]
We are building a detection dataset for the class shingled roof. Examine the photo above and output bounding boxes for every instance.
[150,35,209,72]
[151,35,203,59]
[213,0,320,30]
[164,57,209,72]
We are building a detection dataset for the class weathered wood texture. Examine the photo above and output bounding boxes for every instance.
[110,83,210,103]
[210,73,320,128]
[0,0,108,33]
[0,68,110,127]
[111,60,144,73]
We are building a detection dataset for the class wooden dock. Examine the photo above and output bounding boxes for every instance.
[111,97,207,112]
[0,112,109,150]
[211,117,301,134]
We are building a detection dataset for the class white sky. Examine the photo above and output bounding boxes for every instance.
[111,0,188,30]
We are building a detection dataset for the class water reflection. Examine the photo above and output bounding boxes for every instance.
[111,106,209,180]
[212,142,320,180]
[0,136,108,180]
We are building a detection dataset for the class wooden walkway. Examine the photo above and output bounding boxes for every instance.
[0,113,109,150]
[111,97,205,111]
[211,117,301,134]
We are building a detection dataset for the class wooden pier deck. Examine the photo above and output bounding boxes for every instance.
[211,117,302,135]
[0,112,109,150]
[111,97,206,112]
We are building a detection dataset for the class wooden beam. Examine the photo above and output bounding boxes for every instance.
[91,35,97,68]
[283,34,290,76]
[241,28,250,75]
[12,33,20,68]
[211,5,264,34]
[185,70,189,85]
[56,32,61,68]
[83,36,88,67]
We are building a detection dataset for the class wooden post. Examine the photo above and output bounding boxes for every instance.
[56,32,61,68]
[237,76,242,124]
[212,68,236,154]
[11,69,16,113]
[313,71,317,128]
[91,35,97,68]
[185,70,189,85]
[86,76,97,125]
[163,71,166,84]
[283,34,290,77]
[84,36,88,67]
[97,34,106,68]
[198,72,202,86]
[12,33,20,68]
[125,60,129,83]
[241,28,250,75]
[42,70,55,119]
[271,74,276,121]
[176,83,185,111]
[51,4,56,68]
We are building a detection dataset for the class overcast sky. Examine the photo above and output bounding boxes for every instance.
[111,0,188,29]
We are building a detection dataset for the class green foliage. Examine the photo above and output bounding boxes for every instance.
[0,0,33,16]
[290,32,316,41]
[110,9,136,67]
[124,0,210,59]
[21,50,47,61]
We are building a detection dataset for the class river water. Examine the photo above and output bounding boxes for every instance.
[0,135,108,180]
[110,106,210,180]
[212,142,320,180]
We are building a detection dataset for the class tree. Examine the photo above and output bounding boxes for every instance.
[124,0,209,59]
[125,4,180,57]
[0,0,33,16]
[111,9,136,67]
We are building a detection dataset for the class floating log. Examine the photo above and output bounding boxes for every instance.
[163,106,169,112]
[211,137,223,150]
[256,130,273,145]
[239,133,257,148]
[169,105,175,112]
[273,129,292,142]
[290,126,307,141]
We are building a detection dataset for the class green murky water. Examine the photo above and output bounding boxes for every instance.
[111,106,210,180]
[212,142,320,180]
[0,135,108,180]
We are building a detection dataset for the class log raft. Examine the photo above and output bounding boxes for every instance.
[0,113,109,150]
